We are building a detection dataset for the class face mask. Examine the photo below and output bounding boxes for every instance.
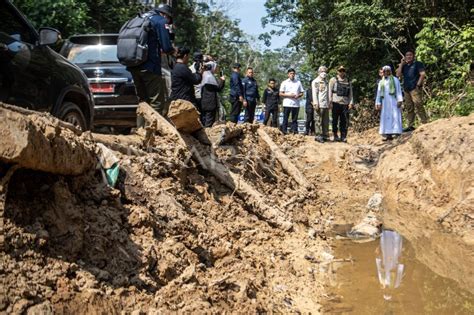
[320,72,327,79]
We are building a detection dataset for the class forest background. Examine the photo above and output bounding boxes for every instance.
[14,0,473,122]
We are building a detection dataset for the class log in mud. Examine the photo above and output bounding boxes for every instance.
[1,102,472,313]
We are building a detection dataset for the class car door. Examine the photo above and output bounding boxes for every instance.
[0,1,51,111]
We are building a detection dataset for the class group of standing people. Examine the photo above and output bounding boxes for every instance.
[229,64,354,141]
[376,49,427,140]
[125,6,428,139]
[306,65,354,142]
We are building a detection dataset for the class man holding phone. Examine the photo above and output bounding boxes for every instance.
[396,49,428,132]
[242,67,260,123]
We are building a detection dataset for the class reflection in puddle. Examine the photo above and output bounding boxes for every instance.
[325,230,474,314]
[376,230,404,300]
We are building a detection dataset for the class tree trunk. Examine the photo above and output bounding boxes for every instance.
[182,135,293,231]
[136,102,187,147]
[257,128,310,189]
[137,102,293,230]
[91,133,146,156]
[168,100,202,134]
[201,123,245,146]
[0,103,95,176]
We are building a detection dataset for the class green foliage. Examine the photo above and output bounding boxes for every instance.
[262,0,473,120]
[416,18,474,117]
[14,0,145,37]
[14,0,90,37]
[82,0,145,34]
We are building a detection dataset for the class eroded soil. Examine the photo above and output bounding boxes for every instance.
[1,113,473,313]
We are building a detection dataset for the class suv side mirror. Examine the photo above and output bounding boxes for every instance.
[39,27,61,46]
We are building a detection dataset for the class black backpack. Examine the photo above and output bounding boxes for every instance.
[117,11,157,67]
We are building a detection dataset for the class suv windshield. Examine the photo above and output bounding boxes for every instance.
[67,44,118,64]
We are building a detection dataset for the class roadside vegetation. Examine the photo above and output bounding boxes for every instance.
[15,0,473,121]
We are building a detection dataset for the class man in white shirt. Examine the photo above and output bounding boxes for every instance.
[279,68,304,134]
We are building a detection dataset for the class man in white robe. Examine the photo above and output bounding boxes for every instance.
[375,66,403,140]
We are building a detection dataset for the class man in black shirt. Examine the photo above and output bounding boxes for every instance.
[170,47,203,107]
[262,78,280,127]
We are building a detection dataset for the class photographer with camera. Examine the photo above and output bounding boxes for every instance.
[189,52,214,111]
[200,61,226,127]
[170,47,203,108]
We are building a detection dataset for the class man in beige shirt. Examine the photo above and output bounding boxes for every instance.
[328,65,354,142]
[312,66,330,142]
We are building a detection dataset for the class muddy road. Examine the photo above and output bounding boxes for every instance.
[1,103,473,313]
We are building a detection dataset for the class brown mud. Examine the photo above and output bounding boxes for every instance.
[1,105,472,313]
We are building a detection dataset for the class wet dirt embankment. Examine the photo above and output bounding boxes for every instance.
[376,114,474,293]
[2,101,473,312]
[1,102,332,313]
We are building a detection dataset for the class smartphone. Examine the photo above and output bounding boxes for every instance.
[220,70,224,77]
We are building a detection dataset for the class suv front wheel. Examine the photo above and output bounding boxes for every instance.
[58,101,87,131]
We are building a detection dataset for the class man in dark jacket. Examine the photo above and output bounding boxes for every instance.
[200,61,226,127]
[170,47,202,107]
[228,63,244,123]
[305,88,315,135]
[242,67,260,123]
[128,4,175,122]
[262,78,279,127]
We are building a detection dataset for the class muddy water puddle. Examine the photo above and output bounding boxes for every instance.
[324,231,474,314]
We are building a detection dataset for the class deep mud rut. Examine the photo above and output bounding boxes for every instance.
[1,112,473,314]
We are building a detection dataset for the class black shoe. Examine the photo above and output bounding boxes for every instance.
[333,136,341,142]
[341,138,347,143]
[315,136,324,143]
[403,126,415,132]
[382,135,394,141]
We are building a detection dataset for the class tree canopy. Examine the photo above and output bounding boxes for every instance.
[12,0,473,119]
[262,0,473,117]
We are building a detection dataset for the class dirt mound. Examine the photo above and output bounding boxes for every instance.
[376,114,474,292]
[3,101,470,312]
[1,104,337,313]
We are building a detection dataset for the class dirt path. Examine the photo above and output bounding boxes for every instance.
[1,109,472,313]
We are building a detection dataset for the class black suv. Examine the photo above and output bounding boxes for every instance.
[0,0,94,130]
[60,34,139,131]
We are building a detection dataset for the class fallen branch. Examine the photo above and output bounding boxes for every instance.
[0,102,82,135]
[0,104,96,175]
[168,100,203,133]
[137,102,293,230]
[203,123,245,146]
[183,135,292,230]
[136,102,187,147]
[91,133,146,156]
[257,128,310,189]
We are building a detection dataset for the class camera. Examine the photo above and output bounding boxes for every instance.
[193,52,204,72]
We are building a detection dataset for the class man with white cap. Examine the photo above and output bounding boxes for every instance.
[312,66,330,142]
[375,65,403,140]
